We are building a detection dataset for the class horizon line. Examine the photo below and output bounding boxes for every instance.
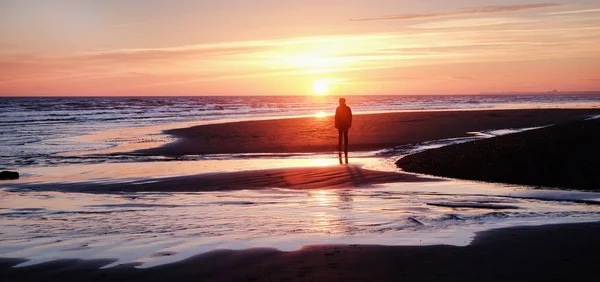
[1,91,599,98]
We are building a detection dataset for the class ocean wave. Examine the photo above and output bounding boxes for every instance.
[0,117,79,124]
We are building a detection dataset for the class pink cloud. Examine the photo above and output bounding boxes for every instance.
[351,3,561,22]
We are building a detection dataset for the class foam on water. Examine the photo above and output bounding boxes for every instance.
[374,126,542,160]
[586,114,600,120]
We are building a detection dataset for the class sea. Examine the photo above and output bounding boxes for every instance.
[2,94,599,169]
[1,94,600,268]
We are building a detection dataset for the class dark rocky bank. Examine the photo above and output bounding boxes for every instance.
[396,118,600,191]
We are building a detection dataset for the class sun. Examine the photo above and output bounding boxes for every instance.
[312,79,330,95]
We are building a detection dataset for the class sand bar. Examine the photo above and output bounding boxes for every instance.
[137,109,600,156]
[9,165,440,193]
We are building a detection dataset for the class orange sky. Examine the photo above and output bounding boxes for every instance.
[1,0,599,96]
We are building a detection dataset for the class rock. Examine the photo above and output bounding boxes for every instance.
[0,171,19,180]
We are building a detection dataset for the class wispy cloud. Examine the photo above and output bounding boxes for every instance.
[76,44,268,62]
[351,3,561,22]
[408,17,533,29]
[546,8,600,16]
[2,14,599,95]
[346,75,478,84]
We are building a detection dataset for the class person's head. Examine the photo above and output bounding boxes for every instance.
[339,97,346,106]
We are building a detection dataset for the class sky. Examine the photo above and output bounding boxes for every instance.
[1,0,599,96]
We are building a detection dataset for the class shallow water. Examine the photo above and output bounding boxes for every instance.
[2,144,600,268]
[2,125,599,268]
[2,175,599,268]
[1,96,599,268]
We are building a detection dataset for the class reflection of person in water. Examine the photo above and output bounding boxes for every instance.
[335,97,352,163]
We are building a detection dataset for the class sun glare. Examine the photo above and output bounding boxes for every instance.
[312,79,330,95]
[315,111,327,118]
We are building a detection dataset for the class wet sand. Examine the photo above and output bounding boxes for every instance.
[137,109,600,155]
[9,165,440,193]
[397,118,600,190]
[2,221,599,281]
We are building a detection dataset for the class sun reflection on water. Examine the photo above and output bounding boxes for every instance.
[311,190,335,206]
[3,180,600,268]
[312,212,335,233]
[306,189,357,234]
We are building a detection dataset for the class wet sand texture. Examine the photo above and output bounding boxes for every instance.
[136,109,600,155]
[397,119,600,190]
[9,166,440,193]
[2,222,599,281]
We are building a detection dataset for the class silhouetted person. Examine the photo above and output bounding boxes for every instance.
[335,97,352,163]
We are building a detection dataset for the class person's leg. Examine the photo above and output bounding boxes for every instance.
[344,130,349,163]
[338,129,343,150]
[343,129,349,158]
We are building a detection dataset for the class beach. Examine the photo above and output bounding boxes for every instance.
[8,108,600,193]
[2,222,599,281]
[137,108,600,155]
[4,0,600,279]
[2,106,600,281]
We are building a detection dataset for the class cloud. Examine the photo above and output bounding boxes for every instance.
[347,75,478,84]
[2,19,599,95]
[0,32,401,84]
[408,17,533,29]
[546,8,600,16]
[76,44,268,62]
[346,76,423,83]
[351,3,561,22]
[0,43,270,84]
